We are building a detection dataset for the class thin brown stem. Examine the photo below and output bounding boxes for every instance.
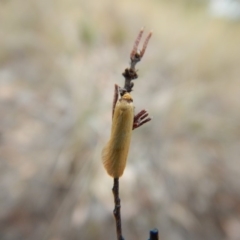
[112,178,124,240]
[121,29,152,95]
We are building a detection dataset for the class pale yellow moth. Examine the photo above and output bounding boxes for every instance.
[102,92,134,178]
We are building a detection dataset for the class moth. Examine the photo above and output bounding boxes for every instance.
[102,85,151,178]
[102,29,152,178]
[102,89,134,178]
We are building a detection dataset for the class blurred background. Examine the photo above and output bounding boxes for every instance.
[0,0,240,239]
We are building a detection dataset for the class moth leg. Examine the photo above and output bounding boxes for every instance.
[133,109,151,130]
[112,84,119,119]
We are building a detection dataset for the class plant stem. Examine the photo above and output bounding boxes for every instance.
[112,178,124,240]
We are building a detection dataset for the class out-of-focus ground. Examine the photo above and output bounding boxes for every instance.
[0,0,240,240]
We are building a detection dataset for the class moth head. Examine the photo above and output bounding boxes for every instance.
[121,93,133,103]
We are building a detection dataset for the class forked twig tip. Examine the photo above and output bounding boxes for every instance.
[140,31,152,58]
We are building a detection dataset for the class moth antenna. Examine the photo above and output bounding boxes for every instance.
[112,84,119,119]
